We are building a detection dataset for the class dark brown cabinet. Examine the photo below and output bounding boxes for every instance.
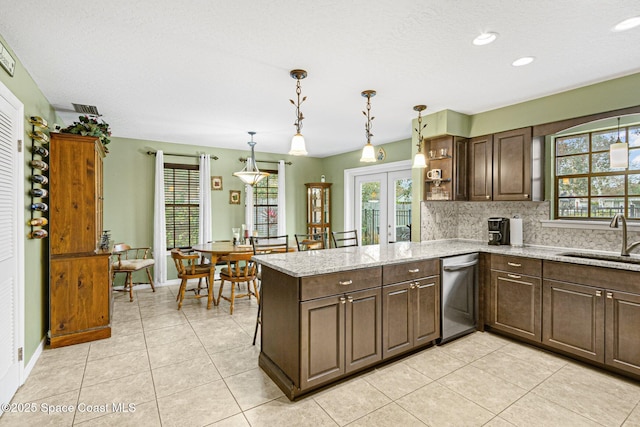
[423,135,468,201]
[469,127,533,201]
[605,290,640,376]
[48,133,110,348]
[488,255,542,341]
[382,259,440,359]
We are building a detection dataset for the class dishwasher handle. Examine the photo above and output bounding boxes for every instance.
[442,260,478,271]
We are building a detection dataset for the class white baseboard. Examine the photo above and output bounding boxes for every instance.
[22,337,45,383]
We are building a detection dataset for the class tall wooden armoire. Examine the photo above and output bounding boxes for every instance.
[48,133,111,348]
[305,182,331,248]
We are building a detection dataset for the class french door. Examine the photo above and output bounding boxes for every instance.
[0,81,24,413]
[354,169,412,245]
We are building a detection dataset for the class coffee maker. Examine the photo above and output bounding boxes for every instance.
[488,217,510,245]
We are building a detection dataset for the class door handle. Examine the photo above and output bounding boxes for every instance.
[507,262,522,267]
[507,274,521,279]
[338,280,352,286]
[408,268,420,273]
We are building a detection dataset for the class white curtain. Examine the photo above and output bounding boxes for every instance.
[277,160,286,236]
[153,151,167,285]
[245,184,254,236]
[198,154,212,243]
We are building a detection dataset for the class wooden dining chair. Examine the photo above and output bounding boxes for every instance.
[295,233,325,251]
[111,243,155,302]
[217,252,259,315]
[171,248,215,310]
[331,230,359,248]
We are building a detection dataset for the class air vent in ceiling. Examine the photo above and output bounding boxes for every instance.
[72,103,101,116]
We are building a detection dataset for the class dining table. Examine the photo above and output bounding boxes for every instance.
[191,241,255,265]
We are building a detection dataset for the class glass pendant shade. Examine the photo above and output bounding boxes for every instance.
[360,142,376,162]
[413,151,427,168]
[610,142,629,168]
[289,133,308,155]
[234,132,269,185]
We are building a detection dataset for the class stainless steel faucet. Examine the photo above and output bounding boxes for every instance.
[609,214,640,256]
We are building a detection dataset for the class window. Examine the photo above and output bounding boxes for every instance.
[253,170,278,237]
[555,124,640,219]
[164,163,199,249]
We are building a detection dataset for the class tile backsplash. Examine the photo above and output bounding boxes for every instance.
[421,200,640,252]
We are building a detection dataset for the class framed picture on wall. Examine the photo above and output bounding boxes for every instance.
[211,176,223,190]
[229,190,241,205]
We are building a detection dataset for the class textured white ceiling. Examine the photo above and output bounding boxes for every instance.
[1,0,639,157]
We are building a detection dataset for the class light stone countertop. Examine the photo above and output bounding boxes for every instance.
[252,239,640,277]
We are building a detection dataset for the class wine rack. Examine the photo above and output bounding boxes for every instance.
[28,116,49,239]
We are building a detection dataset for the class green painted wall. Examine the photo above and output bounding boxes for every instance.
[0,34,61,364]
[319,139,413,234]
[104,137,323,280]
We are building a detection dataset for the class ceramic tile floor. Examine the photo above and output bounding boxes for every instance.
[3,283,640,426]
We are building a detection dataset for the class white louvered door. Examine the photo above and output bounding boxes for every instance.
[0,82,23,413]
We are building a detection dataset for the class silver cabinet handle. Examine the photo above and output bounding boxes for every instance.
[507,262,521,267]
[410,282,416,289]
[408,268,420,273]
[347,296,353,303]
[606,292,613,299]
[340,297,346,304]
[595,290,601,297]
[507,274,521,279]
[486,195,490,199]
[339,280,352,286]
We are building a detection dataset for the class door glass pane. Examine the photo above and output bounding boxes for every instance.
[361,181,380,245]
[393,178,412,242]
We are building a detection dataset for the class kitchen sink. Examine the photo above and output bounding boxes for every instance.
[559,252,640,265]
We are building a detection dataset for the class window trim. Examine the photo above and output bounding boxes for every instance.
[253,168,279,238]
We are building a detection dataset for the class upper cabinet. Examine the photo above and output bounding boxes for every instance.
[423,135,468,201]
[305,182,331,247]
[469,135,494,201]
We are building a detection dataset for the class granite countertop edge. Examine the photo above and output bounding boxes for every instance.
[252,239,640,277]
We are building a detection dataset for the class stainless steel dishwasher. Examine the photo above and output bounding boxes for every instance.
[439,253,479,344]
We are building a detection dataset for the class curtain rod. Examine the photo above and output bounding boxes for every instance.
[238,157,292,165]
[146,151,219,160]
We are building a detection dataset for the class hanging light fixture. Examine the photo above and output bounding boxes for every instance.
[360,90,377,162]
[233,131,270,185]
[289,69,308,155]
[412,105,428,168]
[610,117,629,168]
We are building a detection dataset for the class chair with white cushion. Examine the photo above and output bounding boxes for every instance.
[111,243,155,302]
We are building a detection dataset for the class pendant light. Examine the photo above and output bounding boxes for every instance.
[360,90,377,162]
[412,105,428,168]
[289,69,308,155]
[233,131,269,185]
[610,117,629,168]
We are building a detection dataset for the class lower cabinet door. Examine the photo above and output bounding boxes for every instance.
[605,290,640,376]
[382,282,413,359]
[345,288,382,373]
[414,276,440,346]
[490,271,541,341]
[300,295,345,390]
[542,280,604,363]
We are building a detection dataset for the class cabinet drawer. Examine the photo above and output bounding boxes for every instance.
[491,255,541,277]
[300,267,381,301]
[382,259,439,285]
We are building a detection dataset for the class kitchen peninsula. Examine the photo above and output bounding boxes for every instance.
[254,240,640,400]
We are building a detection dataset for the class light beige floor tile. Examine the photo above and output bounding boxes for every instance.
[73,400,160,426]
[0,389,78,427]
[111,305,141,323]
[147,335,209,369]
[82,349,150,387]
[471,349,557,390]
[143,323,196,348]
[403,346,466,380]
[439,365,527,414]
[210,413,251,426]
[157,379,241,426]
[87,332,146,361]
[500,393,602,427]
[396,381,494,427]
[346,402,425,426]
[483,416,515,426]
[201,326,253,354]
[181,305,234,321]
[32,342,90,372]
[152,355,221,398]
[109,317,144,337]
[499,342,568,372]
[314,378,391,426]
[624,403,640,427]
[438,333,501,364]
[74,371,156,424]
[532,363,640,426]
[139,301,181,319]
[224,368,285,411]
[364,362,432,400]
[140,312,188,331]
[12,361,84,401]
[244,396,337,427]
[209,344,260,378]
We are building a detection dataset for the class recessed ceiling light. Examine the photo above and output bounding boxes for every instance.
[473,32,498,46]
[612,16,640,32]
[512,56,535,67]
